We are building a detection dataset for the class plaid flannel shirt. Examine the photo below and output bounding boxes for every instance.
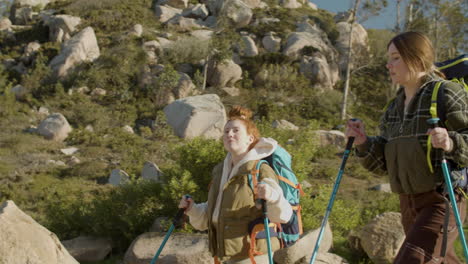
[356,79,468,193]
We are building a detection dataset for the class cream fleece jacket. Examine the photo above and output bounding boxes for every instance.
[186,137,293,231]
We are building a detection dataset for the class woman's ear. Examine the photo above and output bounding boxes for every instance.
[248,135,255,145]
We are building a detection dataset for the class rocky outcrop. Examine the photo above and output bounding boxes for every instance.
[334,22,369,75]
[164,94,226,139]
[0,200,78,264]
[49,26,100,78]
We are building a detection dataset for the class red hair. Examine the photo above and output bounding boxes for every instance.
[227,106,260,150]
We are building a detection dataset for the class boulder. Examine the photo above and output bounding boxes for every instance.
[164,94,226,139]
[49,27,100,78]
[37,113,72,141]
[11,84,28,100]
[207,59,242,88]
[274,222,333,264]
[166,15,205,31]
[357,212,405,264]
[108,169,130,186]
[313,130,345,148]
[173,72,195,99]
[154,5,182,23]
[9,5,33,25]
[282,31,337,61]
[0,18,12,31]
[0,200,78,264]
[60,147,78,156]
[141,161,163,182]
[334,22,369,75]
[238,35,258,57]
[182,4,209,19]
[272,120,299,131]
[44,14,81,43]
[123,232,211,264]
[299,54,336,90]
[219,0,253,28]
[262,32,281,53]
[62,236,112,262]
[129,24,143,37]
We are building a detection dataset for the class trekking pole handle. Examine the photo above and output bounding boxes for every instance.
[173,195,191,228]
[345,137,355,151]
[427,118,445,158]
[261,199,267,216]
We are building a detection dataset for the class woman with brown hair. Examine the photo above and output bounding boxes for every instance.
[178,106,293,263]
[346,31,468,263]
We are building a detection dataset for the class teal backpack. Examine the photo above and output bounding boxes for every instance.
[247,144,305,257]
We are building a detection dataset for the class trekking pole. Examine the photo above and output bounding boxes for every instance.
[150,195,191,264]
[427,118,468,261]
[261,199,274,264]
[309,136,355,264]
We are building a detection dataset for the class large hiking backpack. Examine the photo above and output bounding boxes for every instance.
[435,53,468,89]
[247,145,305,258]
[426,54,468,195]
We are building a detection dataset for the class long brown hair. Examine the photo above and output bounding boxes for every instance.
[387,31,445,79]
[227,106,260,150]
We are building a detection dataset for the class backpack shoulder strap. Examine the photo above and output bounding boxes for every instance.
[427,81,444,173]
[248,160,269,197]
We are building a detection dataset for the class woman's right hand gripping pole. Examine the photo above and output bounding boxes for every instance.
[178,195,194,213]
[345,118,367,146]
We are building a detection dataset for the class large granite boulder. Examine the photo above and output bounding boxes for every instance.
[164,94,226,139]
[37,113,72,141]
[123,232,211,264]
[49,26,100,78]
[357,212,405,264]
[207,59,242,88]
[0,200,78,264]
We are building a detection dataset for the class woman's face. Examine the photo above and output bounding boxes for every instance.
[223,119,254,156]
[386,43,411,85]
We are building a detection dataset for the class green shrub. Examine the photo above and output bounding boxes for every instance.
[160,37,211,65]
[59,0,160,36]
[45,181,165,251]
[65,39,147,103]
[165,137,225,201]
[302,184,360,235]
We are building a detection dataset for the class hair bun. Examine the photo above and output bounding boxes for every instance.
[228,106,253,121]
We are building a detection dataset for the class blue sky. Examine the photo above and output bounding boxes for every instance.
[311,0,408,30]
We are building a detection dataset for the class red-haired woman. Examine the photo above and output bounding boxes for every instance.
[179,106,293,263]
